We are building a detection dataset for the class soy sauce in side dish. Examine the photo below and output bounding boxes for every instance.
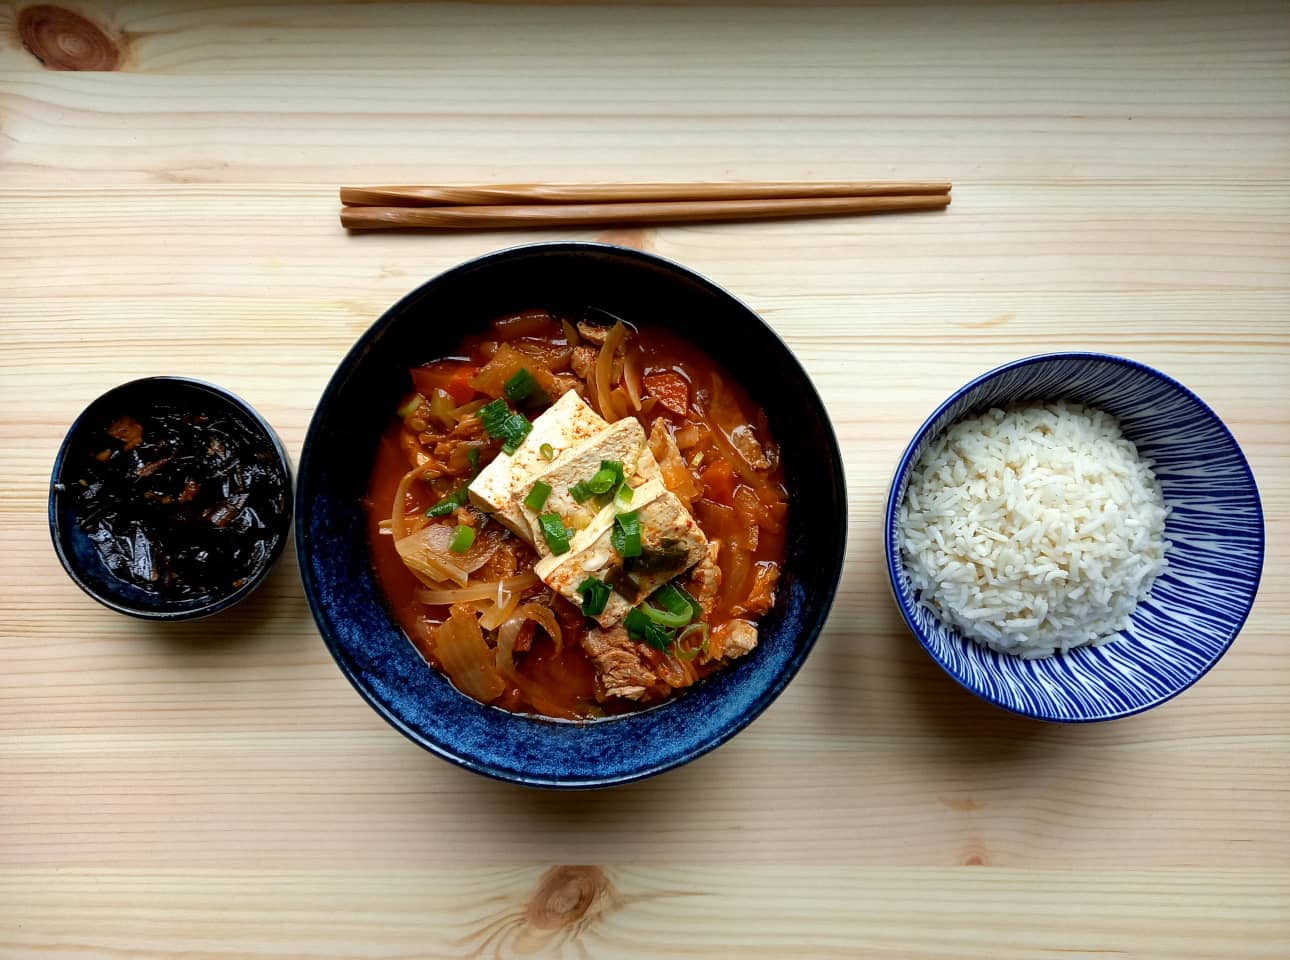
[70,406,288,602]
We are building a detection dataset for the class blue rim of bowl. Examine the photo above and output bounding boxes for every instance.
[49,376,294,621]
[296,240,847,786]
[883,351,1265,722]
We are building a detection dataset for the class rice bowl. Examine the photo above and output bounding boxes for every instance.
[885,352,1263,722]
[898,402,1170,659]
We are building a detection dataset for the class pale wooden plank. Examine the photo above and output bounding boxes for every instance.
[2,867,1288,959]
[1,2,1287,184]
[2,184,1288,302]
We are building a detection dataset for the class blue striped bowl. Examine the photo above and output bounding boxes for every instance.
[884,353,1264,722]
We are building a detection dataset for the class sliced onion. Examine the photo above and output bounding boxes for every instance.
[724,544,752,613]
[497,617,525,675]
[390,466,423,540]
[732,485,762,551]
[675,622,709,661]
[433,607,505,703]
[395,523,484,587]
[515,602,563,654]
[495,615,579,721]
[428,388,457,426]
[399,430,432,471]
[623,349,643,412]
[654,652,697,689]
[562,318,581,347]
[416,572,539,605]
[594,321,628,422]
[476,587,521,631]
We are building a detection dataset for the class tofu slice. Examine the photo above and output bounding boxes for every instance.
[467,390,606,544]
[535,479,708,628]
[520,417,661,549]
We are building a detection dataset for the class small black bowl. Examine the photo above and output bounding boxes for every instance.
[297,242,848,787]
[49,377,293,620]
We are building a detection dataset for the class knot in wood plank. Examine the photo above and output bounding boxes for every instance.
[525,865,614,931]
[18,5,123,71]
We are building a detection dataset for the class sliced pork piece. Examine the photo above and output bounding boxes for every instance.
[686,540,723,618]
[582,626,657,700]
[710,619,758,661]
[570,345,598,380]
[576,321,612,345]
[729,424,772,471]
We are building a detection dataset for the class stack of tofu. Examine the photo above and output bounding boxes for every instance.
[468,390,708,626]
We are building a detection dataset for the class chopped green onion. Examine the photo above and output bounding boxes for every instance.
[426,486,468,517]
[467,447,481,477]
[624,607,649,635]
[479,398,533,455]
[569,481,595,504]
[524,481,552,511]
[625,607,674,651]
[638,601,692,629]
[500,414,531,454]
[479,398,511,435]
[588,459,624,495]
[588,469,617,495]
[650,580,691,619]
[651,583,702,621]
[674,622,710,661]
[576,577,612,617]
[448,524,476,554]
[504,368,539,403]
[610,510,643,558]
[397,395,423,418]
[540,443,555,461]
[538,512,572,555]
[503,367,549,408]
[614,482,634,509]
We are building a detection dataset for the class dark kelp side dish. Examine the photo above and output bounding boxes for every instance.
[67,405,289,602]
[367,309,788,721]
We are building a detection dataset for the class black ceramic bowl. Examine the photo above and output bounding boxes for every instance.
[297,243,846,788]
[49,377,293,620]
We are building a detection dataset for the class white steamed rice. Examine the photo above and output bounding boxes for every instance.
[897,401,1170,658]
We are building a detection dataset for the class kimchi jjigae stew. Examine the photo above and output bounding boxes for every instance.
[366,310,787,720]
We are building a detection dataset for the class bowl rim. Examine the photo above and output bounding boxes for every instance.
[48,375,295,621]
[295,240,848,786]
[883,350,1265,722]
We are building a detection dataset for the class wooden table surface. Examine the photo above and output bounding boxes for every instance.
[3,1,1288,957]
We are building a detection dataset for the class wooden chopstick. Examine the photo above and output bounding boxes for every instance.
[340,193,950,231]
[340,180,952,207]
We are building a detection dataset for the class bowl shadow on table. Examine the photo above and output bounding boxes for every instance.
[824,519,1092,766]
[405,566,1062,838]
[139,538,308,657]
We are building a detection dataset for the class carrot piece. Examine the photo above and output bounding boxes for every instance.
[643,371,689,416]
[700,459,736,505]
[410,363,479,405]
[446,366,478,404]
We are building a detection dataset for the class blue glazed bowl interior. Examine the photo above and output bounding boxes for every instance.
[49,377,293,621]
[297,243,846,787]
[885,353,1263,722]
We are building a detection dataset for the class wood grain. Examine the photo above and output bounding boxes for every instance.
[2,1,1288,957]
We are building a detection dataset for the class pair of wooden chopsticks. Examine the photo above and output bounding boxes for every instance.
[339,181,951,231]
